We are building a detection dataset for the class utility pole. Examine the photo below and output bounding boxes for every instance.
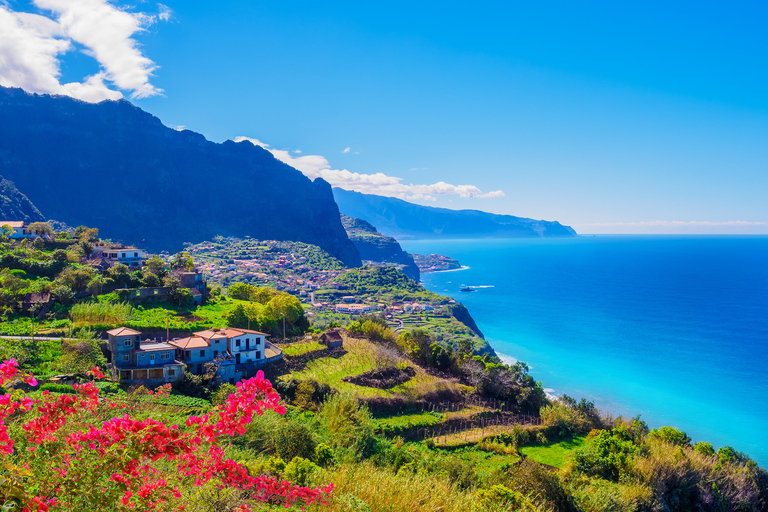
[282,313,286,341]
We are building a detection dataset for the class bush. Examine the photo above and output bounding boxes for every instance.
[648,426,692,447]
[211,383,236,406]
[273,419,316,461]
[319,393,377,460]
[567,429,638,482]
[314,442,336,468]
[284,456,320,486]
[490,459,579,512]
[475,485,526,510]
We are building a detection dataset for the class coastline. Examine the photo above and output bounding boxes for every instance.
[402,236,768,467]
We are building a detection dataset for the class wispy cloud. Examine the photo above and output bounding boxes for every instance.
[235,136,506,201]
[0,0,166,102]
[342,147,351,154]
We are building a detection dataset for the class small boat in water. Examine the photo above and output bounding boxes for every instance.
[460,287,475,292]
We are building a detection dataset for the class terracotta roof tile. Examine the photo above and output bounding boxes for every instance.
[106,327,142,336]
[168,336,210,349]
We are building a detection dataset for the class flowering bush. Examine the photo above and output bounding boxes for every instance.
[0,360,332,511]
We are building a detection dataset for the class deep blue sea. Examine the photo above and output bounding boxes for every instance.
[399,236,768,467]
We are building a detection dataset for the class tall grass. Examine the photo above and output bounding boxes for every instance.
[70,301,134,327]
[306,462,527,512]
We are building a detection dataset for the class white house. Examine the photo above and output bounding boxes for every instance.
[0,221,39,239]
[93,247,146,266]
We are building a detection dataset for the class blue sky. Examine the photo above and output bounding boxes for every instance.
[2,1,767,233]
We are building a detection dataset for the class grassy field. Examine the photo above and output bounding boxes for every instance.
[280,340,326,357]
[519,435,587,468]
[280,337,464,398]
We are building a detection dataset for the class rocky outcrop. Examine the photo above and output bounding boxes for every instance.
[341,214,420,280]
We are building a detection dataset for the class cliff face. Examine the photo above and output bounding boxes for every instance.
[333,188,577,239]
[0,87,360,267]
[341,214,420,281]
[0,177,45,223]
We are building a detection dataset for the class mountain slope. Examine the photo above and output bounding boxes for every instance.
[0,176,45,223]
[0,86,360,267]
[333,188,577,239]
[341,214,420,281]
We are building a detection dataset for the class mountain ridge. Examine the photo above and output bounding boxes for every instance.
[0,86,361,267]
[333,188,577,239]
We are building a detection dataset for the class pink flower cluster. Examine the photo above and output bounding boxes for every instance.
[0,362,332,511]
[0,358,38,454]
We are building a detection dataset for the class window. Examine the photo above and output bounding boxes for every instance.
[185,350,191,360]
[122,253,126,258]
[199,350,205,357]
[123,339,132,346]
[168,369,176,376]
[161,353,170,360]
[150,354,155,363]
[256,351,261,359]
[213,350,219,358]
[134,252,138,257]
[122,354,130,362]
[255,338,261,345]
[149,368,163,379]
[236,340,241,347]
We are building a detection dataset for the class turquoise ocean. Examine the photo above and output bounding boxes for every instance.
[399,236,768,467]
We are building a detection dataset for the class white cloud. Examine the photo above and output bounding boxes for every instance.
[342,147,351,154]
[235,136,505,200]
[157,4,173,22]
[293,149,302,154]
[0,0,164,102]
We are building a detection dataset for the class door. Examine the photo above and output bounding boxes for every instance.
[236,353,241,364]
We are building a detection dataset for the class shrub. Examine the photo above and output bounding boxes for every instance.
[540,402,591,437]
[648,426,692,447]
[274,419,317,461]
[693,441,715,457]
[567,429,638,482]
[475,484,526,510]
[319,393,377,460]
[211,383,236,406]
[314,442,336,468]
[284,456,320,486]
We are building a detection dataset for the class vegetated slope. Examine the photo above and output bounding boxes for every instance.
[0,86,360,267]
[333,188,577,239]
[341,214,420,281]
[0,176,45,223]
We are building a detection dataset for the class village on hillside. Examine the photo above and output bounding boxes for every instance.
[0,220,484,389]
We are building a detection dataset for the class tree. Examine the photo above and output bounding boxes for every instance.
[144,255,167,277]
[28,222,54,237]
[56,266,97,292]
[170,251,195,271]
[163,275,192,307]
[74,225,99,242]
